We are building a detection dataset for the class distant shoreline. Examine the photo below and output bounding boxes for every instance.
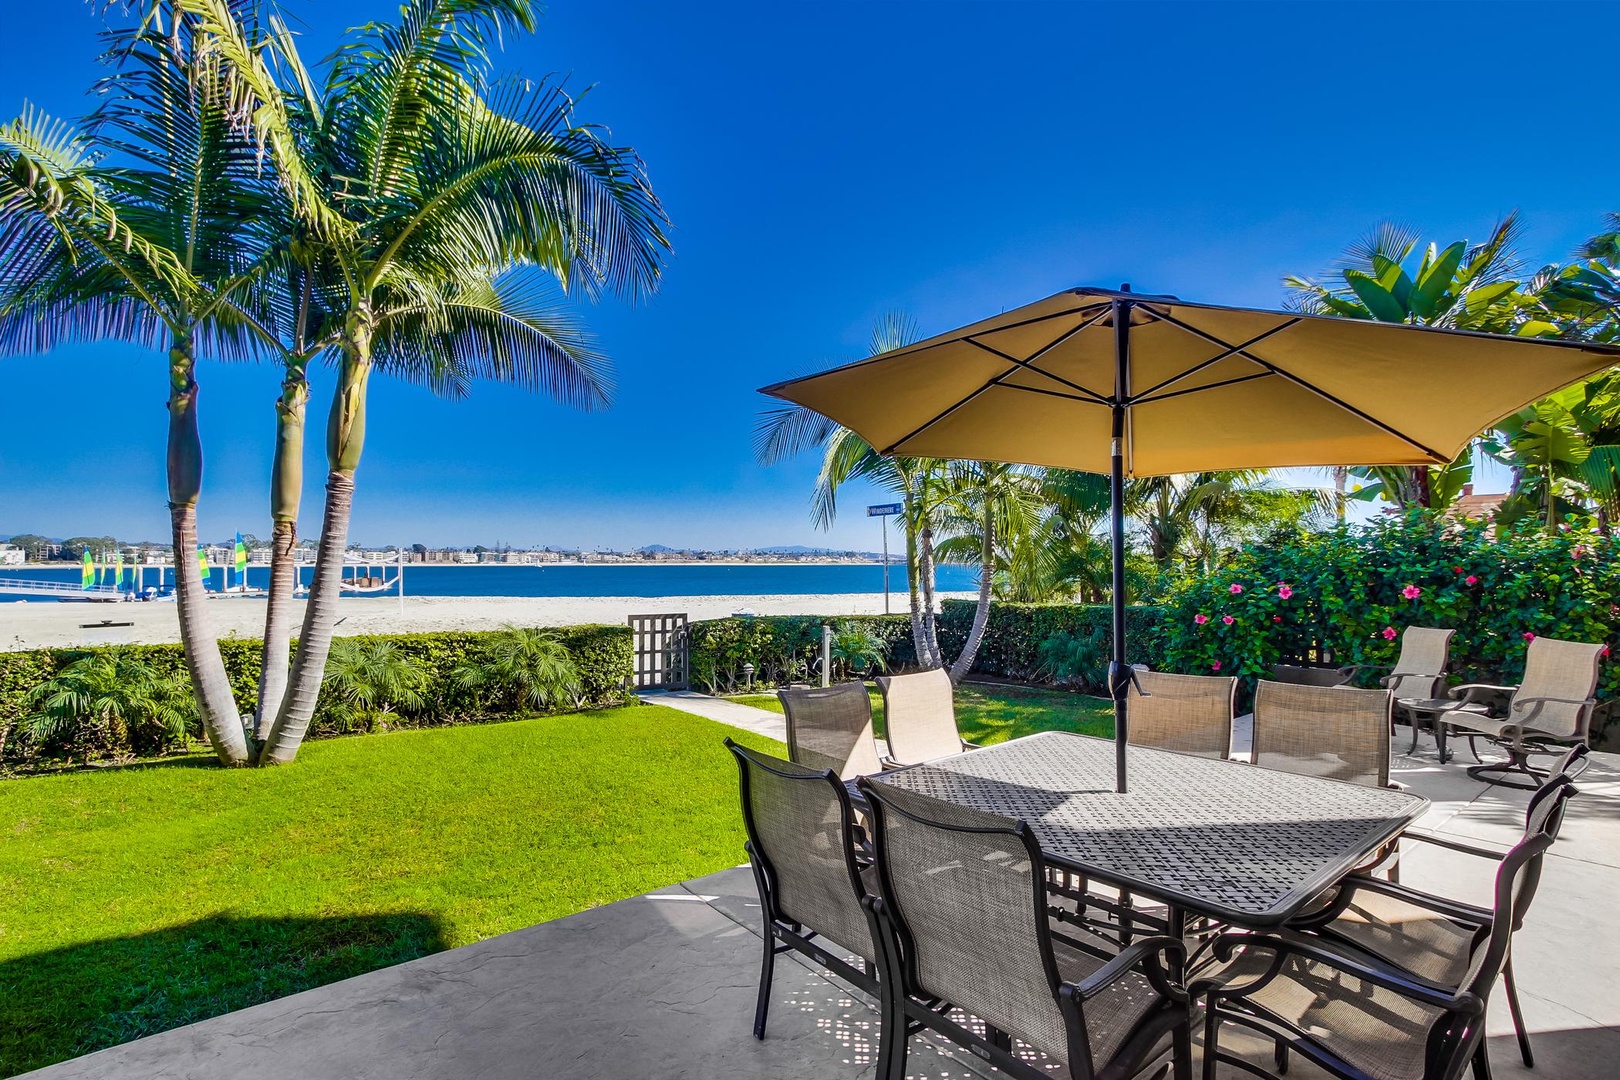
[0,592,977,652]
[3,558,906,570]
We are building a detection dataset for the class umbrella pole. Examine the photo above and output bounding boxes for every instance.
[1110,295,1132,794]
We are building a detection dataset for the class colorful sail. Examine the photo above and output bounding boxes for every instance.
[234,532,248,582]
[81,548,94,590]
[198,545,211,589]
[113,551,124,591]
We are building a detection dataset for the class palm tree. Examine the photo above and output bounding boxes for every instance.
[932,460,1047,683]
[0,14,271,765]
[755,314,951,668]
[1284,217,1535,509]
[454,626,582,713]
[23,648,196,754]
[184,0,671,764]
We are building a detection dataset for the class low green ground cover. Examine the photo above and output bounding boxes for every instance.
[732,680,1114,744]
[0,704,774,1077]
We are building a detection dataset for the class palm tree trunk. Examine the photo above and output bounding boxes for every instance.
[254,364,308,741]
[1333,466,1347,524]
[949,507,995,685]
[259,316,372,766]
[167,336,249,765]
[918,519,942,668]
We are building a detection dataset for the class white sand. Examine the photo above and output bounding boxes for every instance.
[0,592,977,651]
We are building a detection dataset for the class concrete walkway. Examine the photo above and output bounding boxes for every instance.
[642,689,786,741]
[23,717,1620,1080]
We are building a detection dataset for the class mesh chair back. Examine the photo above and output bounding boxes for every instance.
[727,741,873,960]
[861,781,1076,1064]
[1389,627,1455,698]
[1128,670,1235,759]
[1511,638,1604,740]
[780,682,883,779]
[1253,680,1393,787]
[878,668,963,765]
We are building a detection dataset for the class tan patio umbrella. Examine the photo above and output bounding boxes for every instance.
[761,286,1620,792]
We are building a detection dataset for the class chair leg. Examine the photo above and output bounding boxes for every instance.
[1172,1015,1193,1080]
[1202,1003,1222,1080]
[1274,1039,1289,1074]
[1465,733,1482,764]
[753,928,776,1039]
[1505,955,1534,1068]
[1408,716,1421,756]
[1472,1041,1494,1080]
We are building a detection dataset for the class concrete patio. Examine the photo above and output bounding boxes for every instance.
[23,700,1620,1080]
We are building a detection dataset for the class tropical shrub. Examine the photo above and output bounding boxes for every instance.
[1159,513,1619,731]
[315,640,430,735]
[1035,629,1108,692]
[829,621,888,680]
[935,600,1167,679]
[0,624,632,772]
[453,627,583,714]
[22,649,196,758]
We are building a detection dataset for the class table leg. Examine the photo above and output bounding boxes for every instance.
[1438,722,1450,764]
[1168,906,1187,986]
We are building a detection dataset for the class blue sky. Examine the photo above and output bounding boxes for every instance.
[1,1,1615,550]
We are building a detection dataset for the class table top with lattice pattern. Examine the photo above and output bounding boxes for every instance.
[869,731,1426,926]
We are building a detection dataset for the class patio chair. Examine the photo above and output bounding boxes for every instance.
[857,778,1193,1080]
[1252,680,1394,788]
[724,739,890,1055]
[876,668,976,766]
[779,681,884,780]
[1441,636,1604,790]
[1127,670,1236,759]
[1194,780,1577,1080]
[1355,626,1457,752]
[1289,761,1584,1070]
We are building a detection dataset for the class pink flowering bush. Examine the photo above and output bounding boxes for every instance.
[1160,513,1620,722]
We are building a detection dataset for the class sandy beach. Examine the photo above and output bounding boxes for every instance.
[0,592,977,651]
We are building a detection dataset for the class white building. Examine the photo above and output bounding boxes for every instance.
[0,544,23,566]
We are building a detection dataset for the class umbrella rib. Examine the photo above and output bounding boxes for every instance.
[1129,320,1301,401]
[755,300,1113,395]
[1133,370,1277,405]
[1144,309,1452,463]
[878,320,1113,455]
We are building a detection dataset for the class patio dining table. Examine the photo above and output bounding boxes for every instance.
[868,730,1428,932]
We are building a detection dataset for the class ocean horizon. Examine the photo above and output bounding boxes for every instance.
[0,562,982,602]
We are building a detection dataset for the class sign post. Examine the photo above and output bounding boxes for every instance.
[867,503,902,614]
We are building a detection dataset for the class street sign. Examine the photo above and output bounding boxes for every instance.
[867,503,902,516]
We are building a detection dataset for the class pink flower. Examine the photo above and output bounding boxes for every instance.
[1401,584,1421,600]
[1452,565,1464,574]
[1222,615,1235,626]
[1524,632,1536,643]
[1601,645,1611,659]
[1573,545,1589,560]
[1194,614,1209,626]
[1382,626,1398,641]
[1465,575,1479,586]
[1273,615,1283,623]
[1229,583,1244,594]
[1277,584,1294,600]
[1211,660,1222,671]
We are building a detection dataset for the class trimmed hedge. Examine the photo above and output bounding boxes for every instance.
[688,603,1166,694]
[0,624,632,771]
[689,614,916,694]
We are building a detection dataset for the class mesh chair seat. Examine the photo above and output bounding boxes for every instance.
[1318,890,1477,989]
[1202,947,1444,1080]
[1050,935,1164,1066]
[1440,706,1513,740]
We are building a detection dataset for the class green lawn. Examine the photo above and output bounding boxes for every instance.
[0,705,778,1078]
[731,680,1114,744]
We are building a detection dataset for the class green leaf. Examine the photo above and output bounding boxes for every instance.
[1410,241,1465,320]
[1345,270,1409,323]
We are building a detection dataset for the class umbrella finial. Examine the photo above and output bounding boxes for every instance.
[1120,282,1131,292]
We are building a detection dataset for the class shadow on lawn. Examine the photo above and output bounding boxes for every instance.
[0,912,446,1077]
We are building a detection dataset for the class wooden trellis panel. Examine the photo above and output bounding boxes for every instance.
[629,613,690,691]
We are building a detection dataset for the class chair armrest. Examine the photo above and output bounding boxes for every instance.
[1191,931,1477,1012]
[1401,827,1509,862]
[1064,935,1188,1005]
[1511,695,1598,712]
[1380,671,1438,688]
[961,739,982,750]
[1332,872,1493,927]
[1449,683,1515,704]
